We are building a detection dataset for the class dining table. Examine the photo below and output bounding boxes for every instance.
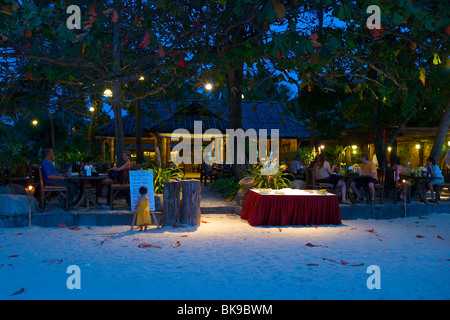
[334,173,372,204]
[400,174,436,204]
[66,173,108,210]
[241,188,341,226]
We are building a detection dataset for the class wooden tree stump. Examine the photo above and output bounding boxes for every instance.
[181,180,201,226]
[163,181,181,226]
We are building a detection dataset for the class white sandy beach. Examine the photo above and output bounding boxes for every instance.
[0,213,449,300]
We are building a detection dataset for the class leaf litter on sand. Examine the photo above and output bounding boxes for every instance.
[10,288,25,296]
[138,243,161,249]
[171,241,181,248]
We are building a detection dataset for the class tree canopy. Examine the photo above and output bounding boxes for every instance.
[0,0,448,170]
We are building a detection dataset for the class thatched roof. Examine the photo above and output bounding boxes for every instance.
[98,100,309,139]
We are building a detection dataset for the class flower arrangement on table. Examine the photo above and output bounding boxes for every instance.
[244,162,293,190]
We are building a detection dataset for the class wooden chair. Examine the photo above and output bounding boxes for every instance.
[374,168,385,204]
[28,163,40,189]
[38,166,69,212]
[219,164,233,179]
[305,168,316,189]
[434,169,450,204]
[306,168,335,192]
[200,163,219,185]
[384,168,397,202]
[107,168,131,210]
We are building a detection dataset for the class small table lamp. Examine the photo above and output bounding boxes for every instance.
[25,185,35,229]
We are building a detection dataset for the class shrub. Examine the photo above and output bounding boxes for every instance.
[143,163,185,194]
[210,178,240,200]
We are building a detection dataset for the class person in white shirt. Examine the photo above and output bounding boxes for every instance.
[423,157,444,203]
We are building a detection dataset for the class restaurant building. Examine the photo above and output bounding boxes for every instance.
[97,100,310,173]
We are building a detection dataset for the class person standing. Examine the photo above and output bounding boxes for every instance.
[41,148,78,208]
[134,186,151,231]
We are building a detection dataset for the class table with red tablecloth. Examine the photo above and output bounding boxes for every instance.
[241,189,342,226]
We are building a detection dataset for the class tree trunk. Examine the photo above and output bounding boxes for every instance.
[47,107,55,152]
[135,99,144,165]
[227,65,246,179]
[309,107,317,148]
[373,99,388,169]
[430,97,450,162]
[85,102,97,161]
[163,181,181,226]
[181,180,201,225]
[112,0,125,166]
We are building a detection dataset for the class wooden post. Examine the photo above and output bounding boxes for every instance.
[110,138,115,164]
[181,180,201,226]
[163,181,181,226]
[161,137,167,167]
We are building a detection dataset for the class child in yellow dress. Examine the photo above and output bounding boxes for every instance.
[134,186,151,231]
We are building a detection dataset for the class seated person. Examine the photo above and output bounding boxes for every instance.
[423,157,444,203]
[103,150,133,186]
[41,148,78,208]
[290,155,306,174]
[202,156,219,186]
[314,154,350,204]
[392,164,412,201]
[349,153,378,204]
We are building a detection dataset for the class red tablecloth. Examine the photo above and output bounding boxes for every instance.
[241,190,342,226]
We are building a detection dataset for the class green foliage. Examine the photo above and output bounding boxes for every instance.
[245,162,293,189]
[296,147,315,164]
[210,178,240,200]
[0,123,33,176]
[323,145,344,166]
[143,163,185,194]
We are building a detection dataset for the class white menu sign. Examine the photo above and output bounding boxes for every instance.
[129,170,155,212]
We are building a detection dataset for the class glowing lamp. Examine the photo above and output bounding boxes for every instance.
[103,89,113,97]
[25,185,35,199]
[25,185,35,229]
